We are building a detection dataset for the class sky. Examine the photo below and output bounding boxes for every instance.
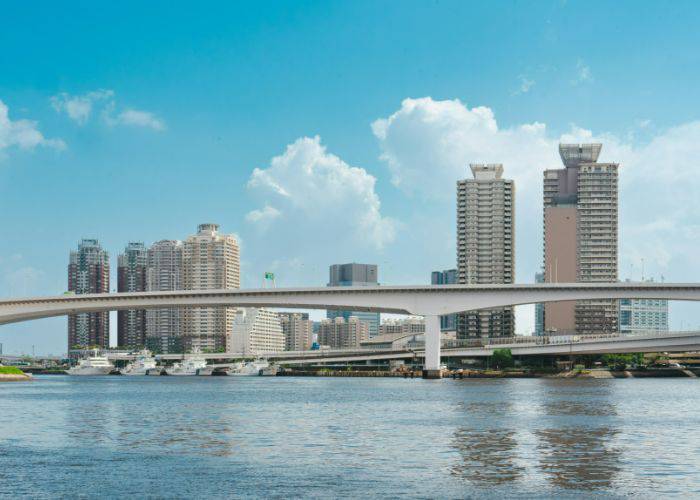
[3,0,700,355]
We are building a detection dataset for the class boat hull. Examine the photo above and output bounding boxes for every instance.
[66,366,114,376]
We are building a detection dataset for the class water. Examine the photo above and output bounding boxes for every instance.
[1,376,699,498]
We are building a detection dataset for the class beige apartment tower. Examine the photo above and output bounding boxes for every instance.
[543,144,619,335]
[279,312,313,351]
[456,164,515,338]
[181,223,240,351]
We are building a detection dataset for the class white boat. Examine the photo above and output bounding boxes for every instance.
[166,348,208,376]
[121,350,159,376]
[67,352,114,376]
[229,359,269,376]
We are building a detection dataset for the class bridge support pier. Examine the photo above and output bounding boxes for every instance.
[422,315,442,379]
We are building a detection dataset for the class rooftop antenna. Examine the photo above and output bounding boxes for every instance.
[641,258,645,282]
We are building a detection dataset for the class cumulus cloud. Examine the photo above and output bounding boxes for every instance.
[51,89,165,131]
[0,99,65,153]
[248,136,397,250]
[242,136,398,289]
[372,97,556,198]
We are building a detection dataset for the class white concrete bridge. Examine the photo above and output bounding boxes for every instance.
[2,282,700,377]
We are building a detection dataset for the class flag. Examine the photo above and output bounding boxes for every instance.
[264,272,275,280]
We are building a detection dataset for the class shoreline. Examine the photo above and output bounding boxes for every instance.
[0,373,33,382]
[277,368,700,379]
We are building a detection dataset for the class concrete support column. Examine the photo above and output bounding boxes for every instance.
[422,315,442,379]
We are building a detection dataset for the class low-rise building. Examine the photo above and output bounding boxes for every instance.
[228,308,285,355]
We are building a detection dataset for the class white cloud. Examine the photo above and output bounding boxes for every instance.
[0,99,65,153]
[106,108,166,131]
[372,96,700,331]
[572,59,593,85]
[245,204,282,226]
[50,89,113,125]
[51,89,165,131]
[248,136,397,250]
[372,97,556,198]
[512,75,535,95]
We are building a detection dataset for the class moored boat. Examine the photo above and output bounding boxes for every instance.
[67,351,114,376]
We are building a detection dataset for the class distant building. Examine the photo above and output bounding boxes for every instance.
[379,316,425,336]
[228,308,285,355]
[279,312,313,351]
[544,144,619,335]
[431,269,457,331]
[327,263,380,337]
[117,242,147,349]
[145,240,183,353]
[317,316,369,349]
[181,224,240,352]
[67,239,110,351]
[619,279,669,334]
[456,164,515,338]
[535,271,544,336]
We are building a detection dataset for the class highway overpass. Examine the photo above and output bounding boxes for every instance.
[3,282,700,377]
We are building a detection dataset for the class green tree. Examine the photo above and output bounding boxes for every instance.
[491,348,514,369]
[601,353,643,370]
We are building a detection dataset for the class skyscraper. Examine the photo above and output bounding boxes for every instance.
[182,223,240,352]
[279,312,313,351]
[543,144,619,335]
[431,269,457,331]
[117,242,147,349]
[456,164,515,338]
[145,240,183,353]
[327,263,380,337]
[67,239,110,351]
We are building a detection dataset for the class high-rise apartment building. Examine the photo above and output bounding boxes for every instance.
[182,224,240,352]
[327,263,380,337]
[228,308,285,355]
[317,316,369,349]
[67,239,110,351]
[619,279,668,334]
[456,164,515,338]
[431,269,457,331]
[145,240,183,353]
[543,144,619,335]
[279,312,313,351]
[117,242,147,349]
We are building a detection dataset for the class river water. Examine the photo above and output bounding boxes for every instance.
[1,376,698,498]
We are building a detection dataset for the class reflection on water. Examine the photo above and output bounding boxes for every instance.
[542,400,617,417]
[536,427,620,490]
[451,428,523,484]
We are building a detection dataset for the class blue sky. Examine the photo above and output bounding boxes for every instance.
[3,0,700,355]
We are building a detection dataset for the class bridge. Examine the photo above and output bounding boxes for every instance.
[2,282,700,377]
[99,330,700,366]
